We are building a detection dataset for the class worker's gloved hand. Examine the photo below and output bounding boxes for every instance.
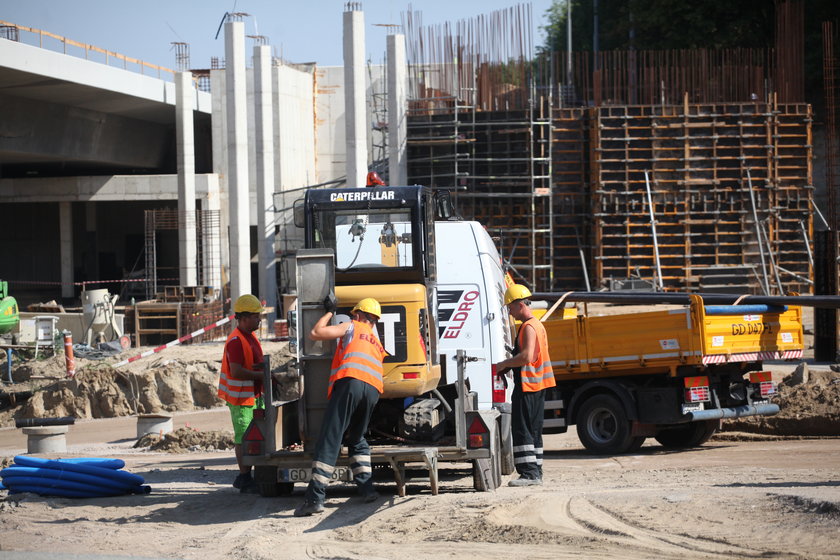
[492,364,511,376]
[323,291,337,314]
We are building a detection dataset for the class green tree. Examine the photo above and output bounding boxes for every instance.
[537,0,840,97]
[539,0,775,53]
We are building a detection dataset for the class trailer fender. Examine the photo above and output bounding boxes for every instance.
[567,380,638,425]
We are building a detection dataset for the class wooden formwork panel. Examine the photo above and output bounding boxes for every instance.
[552,108,591,290]
[591,101,813,293]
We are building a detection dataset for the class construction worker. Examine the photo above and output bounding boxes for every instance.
[366,170,386,187]
[493,284,556,486]
[218,294,265,494]
[294,296,386,516]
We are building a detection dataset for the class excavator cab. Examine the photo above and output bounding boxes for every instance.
[301,186,441,397]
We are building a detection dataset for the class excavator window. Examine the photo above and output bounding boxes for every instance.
[312,208,414,270]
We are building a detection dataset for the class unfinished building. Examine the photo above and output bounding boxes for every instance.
[403,3,829,301]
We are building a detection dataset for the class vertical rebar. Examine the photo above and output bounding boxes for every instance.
[644,171,664,291]
[747,169,771,295]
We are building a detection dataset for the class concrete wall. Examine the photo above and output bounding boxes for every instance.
[276,63,317,189]
[315,65,385,186]
[0,174,220,202]
[0,93,170,170]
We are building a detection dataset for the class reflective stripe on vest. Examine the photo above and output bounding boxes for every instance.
[328,320,386,397]
[518,318,556,392]
[219,328,258,406]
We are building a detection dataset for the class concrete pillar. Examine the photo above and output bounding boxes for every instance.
[84,204,98,281]
[200,174,223,295]
[343,6,367,188]
[387,34,407,186]
[254,45,277,323]
[225,20,251,300]
[176,71,198,287]
[210,69,230,291]
[59,202,74,300]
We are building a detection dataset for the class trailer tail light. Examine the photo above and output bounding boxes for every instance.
[750,371,776,397]
[242,422,265,455]
[491,365,506,404]
[467,417,490,449]
[684,376,710,403]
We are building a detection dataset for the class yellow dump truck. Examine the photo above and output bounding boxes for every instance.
[537,294,804,454]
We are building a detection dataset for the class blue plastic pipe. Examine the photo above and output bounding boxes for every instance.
[703,305,787,315]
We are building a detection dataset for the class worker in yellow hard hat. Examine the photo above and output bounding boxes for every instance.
[218,294,265,493]
[294,294,386,516]
[494,283,556,487]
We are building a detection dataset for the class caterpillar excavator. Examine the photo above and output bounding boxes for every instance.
[243,185,515,495]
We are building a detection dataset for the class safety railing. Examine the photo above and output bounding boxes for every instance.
[0,19,176,80]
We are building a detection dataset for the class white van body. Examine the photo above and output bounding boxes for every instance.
[434,220,512,410]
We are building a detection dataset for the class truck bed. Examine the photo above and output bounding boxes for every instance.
[544,296,804,379]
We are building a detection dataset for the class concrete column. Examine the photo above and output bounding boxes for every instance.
[84,203,98,281]
[176,71,198,287]
[254,45,277,323]
[210,69,230,291]
[200,174,223,295]
[387,34,407,186]
[343,6,367,188]
[59,201,73,300]
[225,20,251,300]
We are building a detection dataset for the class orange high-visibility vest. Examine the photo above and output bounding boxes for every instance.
[328,320,386,397]
[218,328,261,406]
[517,317,556,392]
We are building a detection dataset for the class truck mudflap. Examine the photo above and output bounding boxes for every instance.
[686,402,779,422]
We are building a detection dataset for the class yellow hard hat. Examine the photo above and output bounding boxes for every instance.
[234,294,264,314]
[504,284,532,306]
[351,297,381,319]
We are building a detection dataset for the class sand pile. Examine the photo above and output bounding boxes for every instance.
[134,427,234,452]
[11,360,221,421]
[723,366,840,436]
[0,341,298,426]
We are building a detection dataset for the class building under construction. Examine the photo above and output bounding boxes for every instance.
[402,3,835,305]
[0,2,836,356]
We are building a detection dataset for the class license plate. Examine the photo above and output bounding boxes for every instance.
[681,403,704,414]
[278,467,353,483]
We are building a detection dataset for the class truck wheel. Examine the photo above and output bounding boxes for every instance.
[473,428,502,491]
[254,466,294,498]
[499,418,515,476]
[654,420,718,448]
[626,436,646,453]
[576,394,635,454]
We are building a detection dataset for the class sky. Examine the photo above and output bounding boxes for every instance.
[2,1,556,70]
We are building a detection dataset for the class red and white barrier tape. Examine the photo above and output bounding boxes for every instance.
[113,314,234,368]
[8,278,178,287]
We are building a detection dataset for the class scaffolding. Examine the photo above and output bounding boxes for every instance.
[590,98,812,294]
[407,94,554,291]
[400,3,815,294]
[143,209,221,300]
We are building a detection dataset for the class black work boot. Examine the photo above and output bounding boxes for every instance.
[294,501,325,517]
[232,472,252,489]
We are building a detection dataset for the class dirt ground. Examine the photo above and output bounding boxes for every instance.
[0,305,838,559]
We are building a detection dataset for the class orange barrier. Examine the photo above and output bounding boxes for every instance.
[62,331,75,378]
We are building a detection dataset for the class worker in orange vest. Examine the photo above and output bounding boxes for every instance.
[366,170,386,187]
[294,295,386,516]
[218,294,265,494]
[493,284,556,486]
